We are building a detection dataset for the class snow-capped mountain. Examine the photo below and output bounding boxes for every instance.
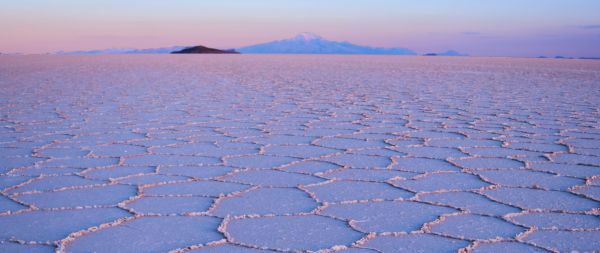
[237,32,416,55]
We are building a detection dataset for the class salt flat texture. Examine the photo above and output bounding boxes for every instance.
[0,55,599,252]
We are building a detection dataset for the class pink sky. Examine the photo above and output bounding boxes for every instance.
[1,0,599,57]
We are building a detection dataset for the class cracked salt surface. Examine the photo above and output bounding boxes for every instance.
[0,55,599,252]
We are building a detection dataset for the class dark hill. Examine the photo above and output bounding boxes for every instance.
[171,46,240,54]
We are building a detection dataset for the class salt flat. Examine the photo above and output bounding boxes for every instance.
[0,55,599,252]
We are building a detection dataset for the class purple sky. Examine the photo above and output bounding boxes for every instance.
[1,0,599,57]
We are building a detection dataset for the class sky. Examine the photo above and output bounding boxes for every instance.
[1,0,600,57]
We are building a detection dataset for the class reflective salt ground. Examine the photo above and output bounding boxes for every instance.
[0,55,599,253]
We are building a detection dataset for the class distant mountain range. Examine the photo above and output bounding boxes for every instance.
[57,46,189,55]
[55,33,466,56]
[424,50,468,57]
[237,33,417,55]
